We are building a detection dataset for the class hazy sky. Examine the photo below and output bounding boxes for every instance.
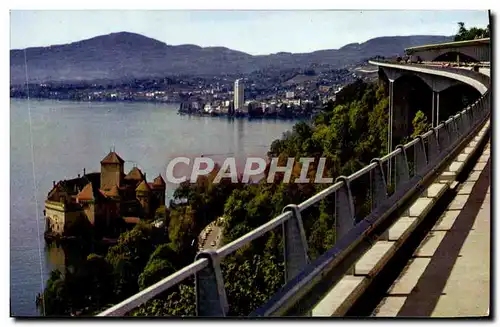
[10,10,489,55]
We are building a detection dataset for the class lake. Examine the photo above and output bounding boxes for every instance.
[10,99,297,316]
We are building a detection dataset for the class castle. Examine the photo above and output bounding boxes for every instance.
[44,151,166,237]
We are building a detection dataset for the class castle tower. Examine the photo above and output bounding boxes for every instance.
[76,182,98,226]
[100,151,125,191]
[124,166,145,182]
[153,174,166,206]
[135,180,151,218]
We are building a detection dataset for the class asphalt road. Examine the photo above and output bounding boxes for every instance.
[204,225,222,250]
[198,218,224,251]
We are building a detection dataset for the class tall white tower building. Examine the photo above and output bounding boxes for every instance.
[234,79,245,110]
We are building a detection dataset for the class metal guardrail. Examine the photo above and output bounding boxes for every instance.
[98,66,491,317]
[254,92,490,317]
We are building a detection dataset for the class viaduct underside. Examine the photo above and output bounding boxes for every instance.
[378,67,481,152]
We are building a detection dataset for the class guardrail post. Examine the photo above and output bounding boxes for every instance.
[469,105,475,125]
[485,93,490,114]
[462,110,469,131]
[448,118,456,147]
[457,113,464,137]
[437,121,450,153]
[334,176,355,274]
[482,98,486,117]
[484,97,489,118]
[482,95,489,118]
[394,145,409,193]
[452,112,463,138]
[479,100,484,120]
[334,176,355,240]
[414,136,428,176]
[195,250,229,317]
[484,95,489,117]
[282,204,310,283]
[427,128,440,166]
[369,159,388,212]
[450,115,460,145]
[473,101,480,122]
[476,99,482,119]
[464,106,471,129]
[485,96,489,116]
[460,111,468,136]
[447,118,456,147]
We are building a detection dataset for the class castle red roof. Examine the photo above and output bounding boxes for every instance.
[153,174,166,186]
[100,151,125,165]
[135,180,151,192]
[123,217,141,224]
[125,167,144,181]
[77,183,98,201]
[76,182,107,202]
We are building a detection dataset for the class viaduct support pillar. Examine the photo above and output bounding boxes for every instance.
[437,92,440,126]
[432,91,435,127]
[432,91,441,127]
[388,80,394,154]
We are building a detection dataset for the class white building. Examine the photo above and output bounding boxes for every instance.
[286,91,295,99]
[204,103,213,113]
[234,79,245,110]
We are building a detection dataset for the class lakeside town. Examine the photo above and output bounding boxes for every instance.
[10,65,378,118]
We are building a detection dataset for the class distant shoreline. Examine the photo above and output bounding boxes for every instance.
[10,96,316,121]
[10,95,182,106]
[177,109,314,120]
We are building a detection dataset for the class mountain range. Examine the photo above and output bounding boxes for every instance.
[10,32,452,84]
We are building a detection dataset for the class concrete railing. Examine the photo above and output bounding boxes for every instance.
[98,66,491,318]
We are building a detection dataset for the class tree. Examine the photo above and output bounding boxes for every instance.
[106,222,157,298]
[155,205,168,222]
[222,254,284,316]
[37,270,70,316]
[79,254,115,311]
[136,242,182,293]
[456,22,467,41]
[454,22,490,41]
[411,110,431,138]
[167,205,196,260]
[148,242,181,268]
[130,284,195,317]
[37,254,115,316]
[138,258,176,291]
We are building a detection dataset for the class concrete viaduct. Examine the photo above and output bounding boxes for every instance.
[405,38,490,63]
